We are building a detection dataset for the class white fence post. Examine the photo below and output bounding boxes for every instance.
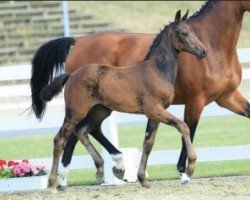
[62,1,70,37]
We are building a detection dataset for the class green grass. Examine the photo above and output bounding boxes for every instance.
[67,160,250,186]
[69,1,250,48]
[1,115,250,186]
[1,115,250,160]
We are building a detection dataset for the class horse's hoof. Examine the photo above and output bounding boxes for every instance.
[57,185,67,191]
[180,173,191,185]
[112,166,125,180]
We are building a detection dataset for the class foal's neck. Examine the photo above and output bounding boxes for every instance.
[147,32,179,85]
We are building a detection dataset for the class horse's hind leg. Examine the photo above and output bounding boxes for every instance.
[85,105,125,180]
[90,128,124,180]
[137,119,159,188]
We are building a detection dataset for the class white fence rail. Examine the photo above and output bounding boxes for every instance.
[0,48,250,184]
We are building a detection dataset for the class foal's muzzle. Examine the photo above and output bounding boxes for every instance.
[198,49,207,59]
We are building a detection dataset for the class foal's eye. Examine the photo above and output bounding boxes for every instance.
[181,32,188,37]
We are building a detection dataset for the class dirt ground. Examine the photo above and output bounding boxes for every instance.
[1,176,250,200]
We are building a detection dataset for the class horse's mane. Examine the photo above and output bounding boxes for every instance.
[144,1,217,61]
[190,0,217,19]
[143,21,175,61]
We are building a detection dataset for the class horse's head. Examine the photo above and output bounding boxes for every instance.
[171,10,207,59]
[240,1,250,12]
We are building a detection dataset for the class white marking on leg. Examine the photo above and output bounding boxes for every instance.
[111,153,125,170]
[58,163,71,187]
[180,173,191,185]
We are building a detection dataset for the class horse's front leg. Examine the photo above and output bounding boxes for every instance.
[137,119,159,188]
[177,98,205,184]
[216,89,250,117]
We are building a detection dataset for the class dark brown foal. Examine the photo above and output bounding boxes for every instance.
[40,11,207,189]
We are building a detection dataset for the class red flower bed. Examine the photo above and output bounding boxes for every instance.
[0,159,49,179]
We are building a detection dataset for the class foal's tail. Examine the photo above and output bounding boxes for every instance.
[30,37,75,120]
[39,74,70,118]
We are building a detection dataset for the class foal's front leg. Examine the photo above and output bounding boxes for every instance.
[142,106,197,184]
[158,109,197,176]
[138,119,159,188]
[177,98,205,184]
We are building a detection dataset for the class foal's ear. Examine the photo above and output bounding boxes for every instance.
[182,10,189,21]
[175,10,181,23]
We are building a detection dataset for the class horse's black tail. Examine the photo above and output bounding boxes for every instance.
[39,74,70,117]
[30,37,75,120]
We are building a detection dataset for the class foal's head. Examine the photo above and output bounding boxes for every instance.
[171,10,207,59]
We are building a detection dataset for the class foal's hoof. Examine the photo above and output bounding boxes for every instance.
[186,162,195,177]
[139,179,150,188]
[48,177,57,189]
[180,173,191,185]
[96,173,104,184]
[57,185,67,191]
[112,166,125,180]
[186,167,194,177]
[49,188,58,194]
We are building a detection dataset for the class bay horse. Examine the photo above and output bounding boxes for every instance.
[30,0,250,186]
[40,11,207,189]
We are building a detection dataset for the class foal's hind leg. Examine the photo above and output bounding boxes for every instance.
[137,119,159,188]
[75,131,105,184]
[58,133,78,189]
[58,130,105,190]
[49,118,79,189]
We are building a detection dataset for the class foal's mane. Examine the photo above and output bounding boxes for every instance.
[143,21,175,61]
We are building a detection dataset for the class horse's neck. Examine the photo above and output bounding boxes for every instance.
[148,39,178,84]
[191,1,244,52]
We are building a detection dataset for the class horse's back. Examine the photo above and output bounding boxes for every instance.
[65,32,155,73]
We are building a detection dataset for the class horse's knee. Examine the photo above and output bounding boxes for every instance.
[244,102,250,118]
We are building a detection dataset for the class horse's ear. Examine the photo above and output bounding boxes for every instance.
[182,10,189,21]
[175,10,181,23]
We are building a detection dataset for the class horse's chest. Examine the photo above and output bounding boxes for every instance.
[204,63,241,98]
